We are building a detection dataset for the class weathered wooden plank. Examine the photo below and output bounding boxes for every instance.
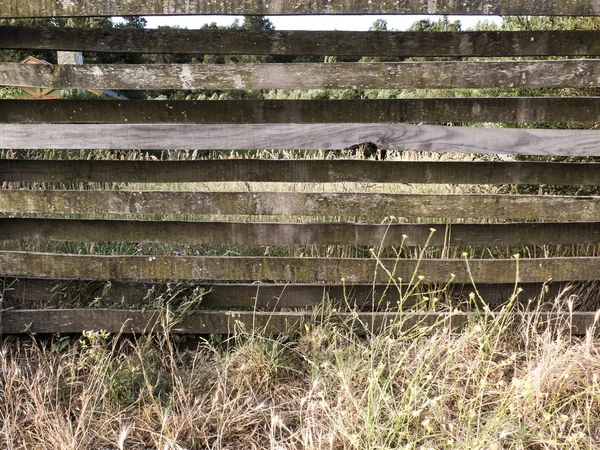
[2,191,600,221]
[2,123,600,155]
[4,98,600,125]
[0,279,420,309]
[2,61,600,91]
[1,278,562,309]
[2,252,600,284]
[0,309,447,334]
[1,309,596,335]
[4,218,600,247]
[3,160,600,185]
[1,0,599,17]
[4,27,600,57]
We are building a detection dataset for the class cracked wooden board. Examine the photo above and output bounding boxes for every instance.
[2,123,600,155]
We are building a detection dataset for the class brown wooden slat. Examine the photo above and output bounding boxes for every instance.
[4,27,600,57]
[0,309,438,334]
[2,278,560,309]
[3,160,600,185]
[2,191,600,221]
[2,61,600,91]
[1,309,596,335]
[2,252,600,283]
[3,123,600,155]
[2,0,599,17]
[4,218,600,247]
[3,98,600,125]
[2,279,421,309]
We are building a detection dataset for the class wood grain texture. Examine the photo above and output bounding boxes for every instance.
[2,191,600,221]
[2,252,600,284]
[3,160,600,185]
[1,279,421,309]
[2,0,599,17]
[2,61,600,90]
[4,98,600,124]
[1,309,596,335]
[3,123,600,155]
[2,277,564,309]
[4,26,600,57]
[4,218,600,247]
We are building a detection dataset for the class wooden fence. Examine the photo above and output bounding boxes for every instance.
[1,0,600,335]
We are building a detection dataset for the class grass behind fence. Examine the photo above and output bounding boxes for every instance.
[3,147,600,260]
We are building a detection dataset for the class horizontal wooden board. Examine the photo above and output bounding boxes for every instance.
[1,279,423,309]
[3,61,600,90]
[4,218,600,247]
[2,252,600,284]
[3,159,600,185]
[2,191,600,221]
[4,98,600,124]
[4,27,600,57]
[3,123,600,155]
[1,309,596,335]
[1,278,563,309]
[2,0,599,17]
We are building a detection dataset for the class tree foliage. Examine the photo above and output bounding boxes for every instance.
[408,16,461,32]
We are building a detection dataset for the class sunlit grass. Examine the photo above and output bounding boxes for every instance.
[1,292,599,449]
[2,115,600,449]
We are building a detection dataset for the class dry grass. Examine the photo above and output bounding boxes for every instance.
[2,129,600,449]
[1,298,600,449]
